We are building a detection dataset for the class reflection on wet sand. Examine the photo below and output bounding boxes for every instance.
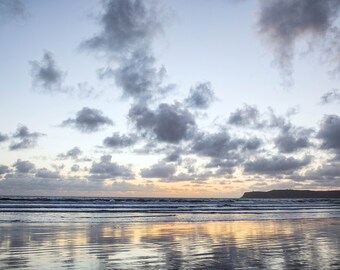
[1,219,340,269]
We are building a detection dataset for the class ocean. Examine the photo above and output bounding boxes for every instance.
[1,196,340,269]
[1,196,340,223]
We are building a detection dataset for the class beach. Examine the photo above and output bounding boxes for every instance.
[1,219,340,269]
[1,197,340,269]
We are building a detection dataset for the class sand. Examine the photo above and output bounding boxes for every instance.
[1,218,340,269]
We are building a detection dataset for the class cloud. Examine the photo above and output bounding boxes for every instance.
[244,155,311,175]
[159,172,209,183]
[0,168,160,195]
[190,130,263,173]
[206,158,240,170]
[0,0,25,23]
[51,164,65,172]
[140,162,176,178]
[192,131,235,158]
[30,51,65,92]
[0,172,94,195]
[109,181,158,193]
[164,150,181,162]
[228,104,262,127]
[113,49,174,102]
[81,0,163,56]
[89,155,134,180]
[0,165,10,175]
[317,114,340,159]
[13,159,36,173]
[103,132,137,148]
[30,53,99,98]
[61,107,113,133]
[35,168,60,179]
[184,82,215,109]
[303,162,340,181]
[71,164,80,172]
[128,102,196,143]
[0,132,9,143]
[228,105,306,133]
[57,147,83,160]
[243,137,262,151]
[274,125,313,153]
[83,0,173,103]
[139,160,215,182]
[9,125,44,151]
[321,89,340,104]
[0,159,148,195]
[192,131,260,158]
[257,0,340,85]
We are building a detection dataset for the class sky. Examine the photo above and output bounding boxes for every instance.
[0,0,340,198]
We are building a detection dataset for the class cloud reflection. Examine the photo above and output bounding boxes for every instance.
[0,219,340,269]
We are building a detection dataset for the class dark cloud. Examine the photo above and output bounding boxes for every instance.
[57,147,83,160]
[140,162,176,179]
[164,150,181,163]
[61,107,113,133]
[192,131,260,158]
[243,137,262,151]
[317,114,340,159]
[30,51,65,92]
[191,130,262,173]
[0,165,10,175]
[30,53,99,97]
[0,0,25,23]
[0,173,97,195]
[81,0,163,56]
[140,160,215,182]
[114,49,174,102]
[267,108,287,128]
[103,132,137,148]
[35,168,60,179]
[81,0,174,104]
[303,162,340,181]
[89,155,134,180]
[192,131,235,158]
[71,164,80,172]
[228,104,262,127]
[244,155,311,175]
[9,125,44,151]
[321,89,340,104]
[83,0,173,103]
[0,132,9,143]
[228,105,309,143]
[274,125,313,153]
[257,0,340,85]
[185,82,215,109]
[0,159,150,195]
[129,103,196,143]
[206,158,240,170]
[13,159,36,173]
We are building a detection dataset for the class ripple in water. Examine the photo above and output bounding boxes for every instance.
[0,219,340,269]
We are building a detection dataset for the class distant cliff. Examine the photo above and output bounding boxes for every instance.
[242,189,340,199]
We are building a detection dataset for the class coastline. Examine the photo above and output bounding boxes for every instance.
[242,189,340,199]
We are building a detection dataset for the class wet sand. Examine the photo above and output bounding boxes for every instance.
[1,219,340,269]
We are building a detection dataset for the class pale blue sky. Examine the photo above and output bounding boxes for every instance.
[0,0,339,197]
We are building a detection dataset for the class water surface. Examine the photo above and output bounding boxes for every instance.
[1,197,340,269]
[1,219,340,269]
